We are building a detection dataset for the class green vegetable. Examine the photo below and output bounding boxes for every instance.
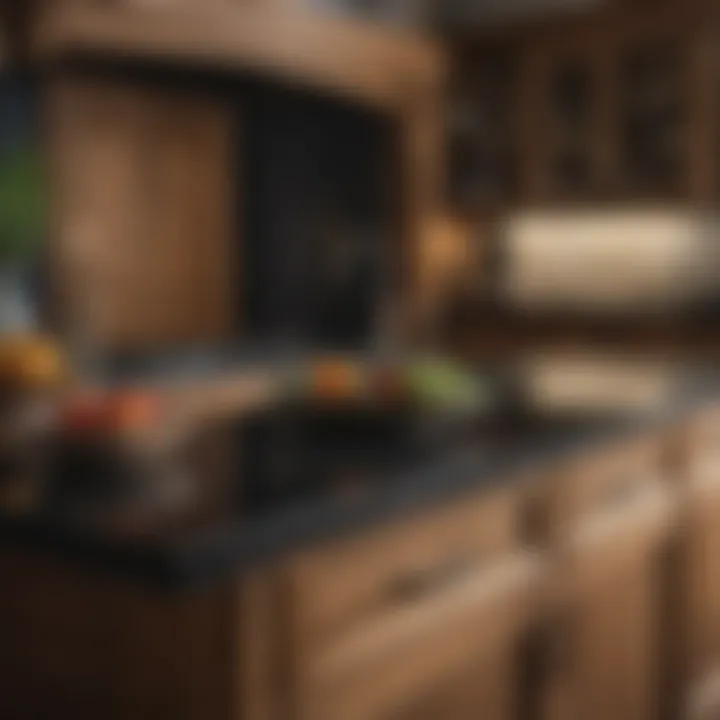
[0,144,46,261]
[407,358,486,412]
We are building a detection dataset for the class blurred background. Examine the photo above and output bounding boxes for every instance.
[1,0,720,719]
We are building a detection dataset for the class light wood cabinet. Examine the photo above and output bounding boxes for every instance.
[283,487,543,720]
[538,439,672,720]
[671,408,720,719]
[49,76,235,352]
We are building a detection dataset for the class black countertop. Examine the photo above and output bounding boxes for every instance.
[0,368,717,592]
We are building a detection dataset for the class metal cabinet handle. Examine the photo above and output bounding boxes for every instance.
[388,553,478,604]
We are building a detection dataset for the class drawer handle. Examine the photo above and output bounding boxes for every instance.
[316,553,544,681]
[388,555,477,604]
[572,481,670,552]
[602,476,648,511]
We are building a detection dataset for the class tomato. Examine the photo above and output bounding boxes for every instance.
[108,392,161,432]
[61,390,161,435]
[61,393,110,435]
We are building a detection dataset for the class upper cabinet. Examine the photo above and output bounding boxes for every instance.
[49,77,236,351]
[525,40,608,202]
[616,35,688,197]
[446,5,716,211]
[448,46,521,209]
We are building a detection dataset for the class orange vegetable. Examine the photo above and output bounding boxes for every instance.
[310,360,365,402]
[108,391,161,432]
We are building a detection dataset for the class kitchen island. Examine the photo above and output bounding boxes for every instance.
[0,379,719,719]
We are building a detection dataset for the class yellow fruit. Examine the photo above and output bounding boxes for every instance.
[0,335,68,390]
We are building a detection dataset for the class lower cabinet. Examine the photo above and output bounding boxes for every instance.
[0,425,698,720]
[672,410,720,720]
[537,438,672,720]
[282,487,543,720]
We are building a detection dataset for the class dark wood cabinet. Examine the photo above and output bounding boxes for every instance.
[447,4,717,210]
[524,39,608,202]
[448,46,521,209]
[615,34,688,197]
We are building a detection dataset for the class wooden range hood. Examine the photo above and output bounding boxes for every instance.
[35,2,445,354]
[33,2,444,111]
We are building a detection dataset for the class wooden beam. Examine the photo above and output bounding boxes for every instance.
[34,3,444,111]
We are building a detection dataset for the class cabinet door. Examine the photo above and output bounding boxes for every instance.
[49,77,235,353]
[284,489,543,720]
[302,551,543,720]
[615,32,689,198]
[524,39,610,203]
[675,414,720,719]
[447,46,521,210]
[541,474,671,720]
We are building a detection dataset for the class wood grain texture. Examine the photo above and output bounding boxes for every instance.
[48,75,235,352]
[670,414,720,719]
[537,440,673,720]
[0,547,251,720]
[449,0,715,212]
[33,2,444,111]
[281,485,546,720]
[285,487,520,650]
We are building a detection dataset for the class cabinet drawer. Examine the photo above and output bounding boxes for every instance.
[285,488,520,653]
[688,406,720,446]
[568,479,672,593]
[301,550,543,720]
[549,436,666,535]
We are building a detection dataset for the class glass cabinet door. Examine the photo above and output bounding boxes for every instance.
[616,36,687,196]
[546,60,598,197]
[528,47,607,202]
[447,49,520,209]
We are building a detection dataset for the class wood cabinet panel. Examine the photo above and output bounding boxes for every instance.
[550,437,665,536]
[286,488,519,650]
[448,4,717,209]
[304,551,542,720]
[283,486,543,720]
[671,413,720,719]
[539,448,672,720]
[49,77,235,352]
[0,547,246,720]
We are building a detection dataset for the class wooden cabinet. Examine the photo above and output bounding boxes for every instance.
[448,45,521,209]
[447,4,716,209]
[537,438,672,720]
[615,33,689,197]
[524,38,608,202]
[671,408,720,719]
[282,487,543,720]
[49,76,235,352]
